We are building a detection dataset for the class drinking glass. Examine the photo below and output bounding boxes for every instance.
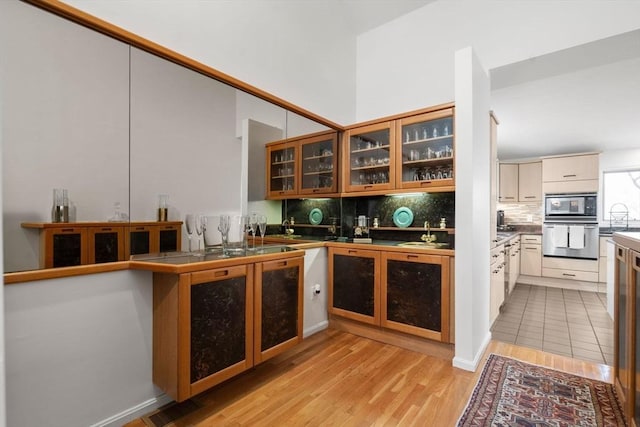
[249,213,259,250]
[217,215,230,257]
[185,214,195,253]
[194,214,204,253]
[258,215,267,252]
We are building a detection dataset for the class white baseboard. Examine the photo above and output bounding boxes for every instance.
[303,320,328,338]
[452,331,492,372]
[517,274,605,293]
[90,393,174,427]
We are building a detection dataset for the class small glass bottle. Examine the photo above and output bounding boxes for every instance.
[439,217,446,229]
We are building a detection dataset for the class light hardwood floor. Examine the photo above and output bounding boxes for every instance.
[126,329,613,426]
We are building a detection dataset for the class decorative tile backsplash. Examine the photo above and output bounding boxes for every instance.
[497,201,543,225]
[283,192,455,244]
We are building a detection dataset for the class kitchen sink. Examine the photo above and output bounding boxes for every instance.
[396,241,450,249]
[265,234,302,239]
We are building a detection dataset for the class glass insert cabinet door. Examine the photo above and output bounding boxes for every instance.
[343,121,396,193]
[396,109,454,190]
[266,142,298,198]
[299,133,338,195]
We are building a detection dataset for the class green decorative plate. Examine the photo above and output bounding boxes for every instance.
[309,208,323,225]
[393,207,414,228]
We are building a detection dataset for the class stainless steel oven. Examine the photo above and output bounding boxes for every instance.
[543,193,599,260]
[542,223,599,260]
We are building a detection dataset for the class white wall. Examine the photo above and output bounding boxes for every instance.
[356,0,640,121]
[0,51,7,427]
[453,47,492,371]
[0,1,130,272]
[4,270,164,427]
[63,0,358,125]
[303,247,329,337]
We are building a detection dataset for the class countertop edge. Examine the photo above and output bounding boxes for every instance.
[612,232,640,253]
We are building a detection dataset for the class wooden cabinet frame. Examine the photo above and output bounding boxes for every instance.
[42,226,88,268]
[328,247,381,325]
[298,132,339,196]
[254,257,304,364]
[342,121,396,194]
[87,225,125,264]
[381,252,450,342]
[395,108,455,191]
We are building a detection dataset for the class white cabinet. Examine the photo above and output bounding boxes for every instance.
[490,114,498,247]
[508,236,521,293]
[599,236,609,283]
[542,153,599,193]
[542,257,599,282]
[498,163,518,202]
[490,244,505,324]
[518,162,542,202]
[499,161,542,203]
[520,234,542,277]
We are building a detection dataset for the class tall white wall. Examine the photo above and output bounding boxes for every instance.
[356,0,640,121]
[453,47,492,370]
[63,0,357,125]
[4,270,163,427]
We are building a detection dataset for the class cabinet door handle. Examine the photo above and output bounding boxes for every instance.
[348,250,358,254]
[364,185,373,190]
[101,228,113,231]
[524,196,536,199]
[312,189,320,193]
[275,261,288,267]
[563,174,577,178]
[61,228,75,232]
[214,270,229,277]
[562,273,576,277]
[504,197,515,200]
[406,254,419,259]
[420,181,433,185]
[492,254,499,258]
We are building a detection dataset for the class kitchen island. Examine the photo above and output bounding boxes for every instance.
[130,246,304,402]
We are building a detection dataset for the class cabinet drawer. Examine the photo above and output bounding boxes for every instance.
[542,268,599,282]
[521,234,542,244]
[491,245,504,265]
[542,256,599,272]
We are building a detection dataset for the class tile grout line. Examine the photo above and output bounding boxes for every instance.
[579,289,608,364]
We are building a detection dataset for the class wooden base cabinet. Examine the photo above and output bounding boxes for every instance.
[614,243,640,425]
[328,247,452,343]
[381,252,450,342]
[153,257,303,402]
[328,247,380,325]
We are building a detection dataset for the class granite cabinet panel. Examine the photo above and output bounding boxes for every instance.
[328,247,380,325]
[190,275,248,384]
[153,265,254,402]
[87,226,124,264]
[254,257,304,364]
[381,252,450,342]
[152,254,304,402]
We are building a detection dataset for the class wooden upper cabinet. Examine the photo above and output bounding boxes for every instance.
[542,153,599,182]
[266,141,299,199]
[298,133,338,196]
[518,161,542,202]
[498,163,518,202]
[395,109,455,190]
[266,131,339,200]
[342,121,396,194]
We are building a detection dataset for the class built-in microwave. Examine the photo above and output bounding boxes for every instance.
[544,193,597,222]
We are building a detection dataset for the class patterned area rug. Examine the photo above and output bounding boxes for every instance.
[457,354,627,426]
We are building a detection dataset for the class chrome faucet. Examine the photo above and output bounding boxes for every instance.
[421,221,436,243]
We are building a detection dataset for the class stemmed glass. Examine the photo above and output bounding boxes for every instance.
[258,215,267,252]
[249,213,259,250]
[185,214,195,253]
[194,214,204,253]
[217,215,230,257]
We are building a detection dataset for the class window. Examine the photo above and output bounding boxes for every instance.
[603,169,640,222]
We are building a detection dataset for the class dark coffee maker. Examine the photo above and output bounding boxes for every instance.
[497,210,505,227]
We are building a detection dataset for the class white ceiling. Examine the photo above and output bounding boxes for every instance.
[490,29,640,161]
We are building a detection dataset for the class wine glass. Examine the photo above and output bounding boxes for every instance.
[217,215,230,257]
[185,214,195,253]
[258,215,267,252]
[249,213,258,250]
[194,214,204,253]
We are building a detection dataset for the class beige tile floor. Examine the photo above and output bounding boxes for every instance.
[491,283,614,365]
